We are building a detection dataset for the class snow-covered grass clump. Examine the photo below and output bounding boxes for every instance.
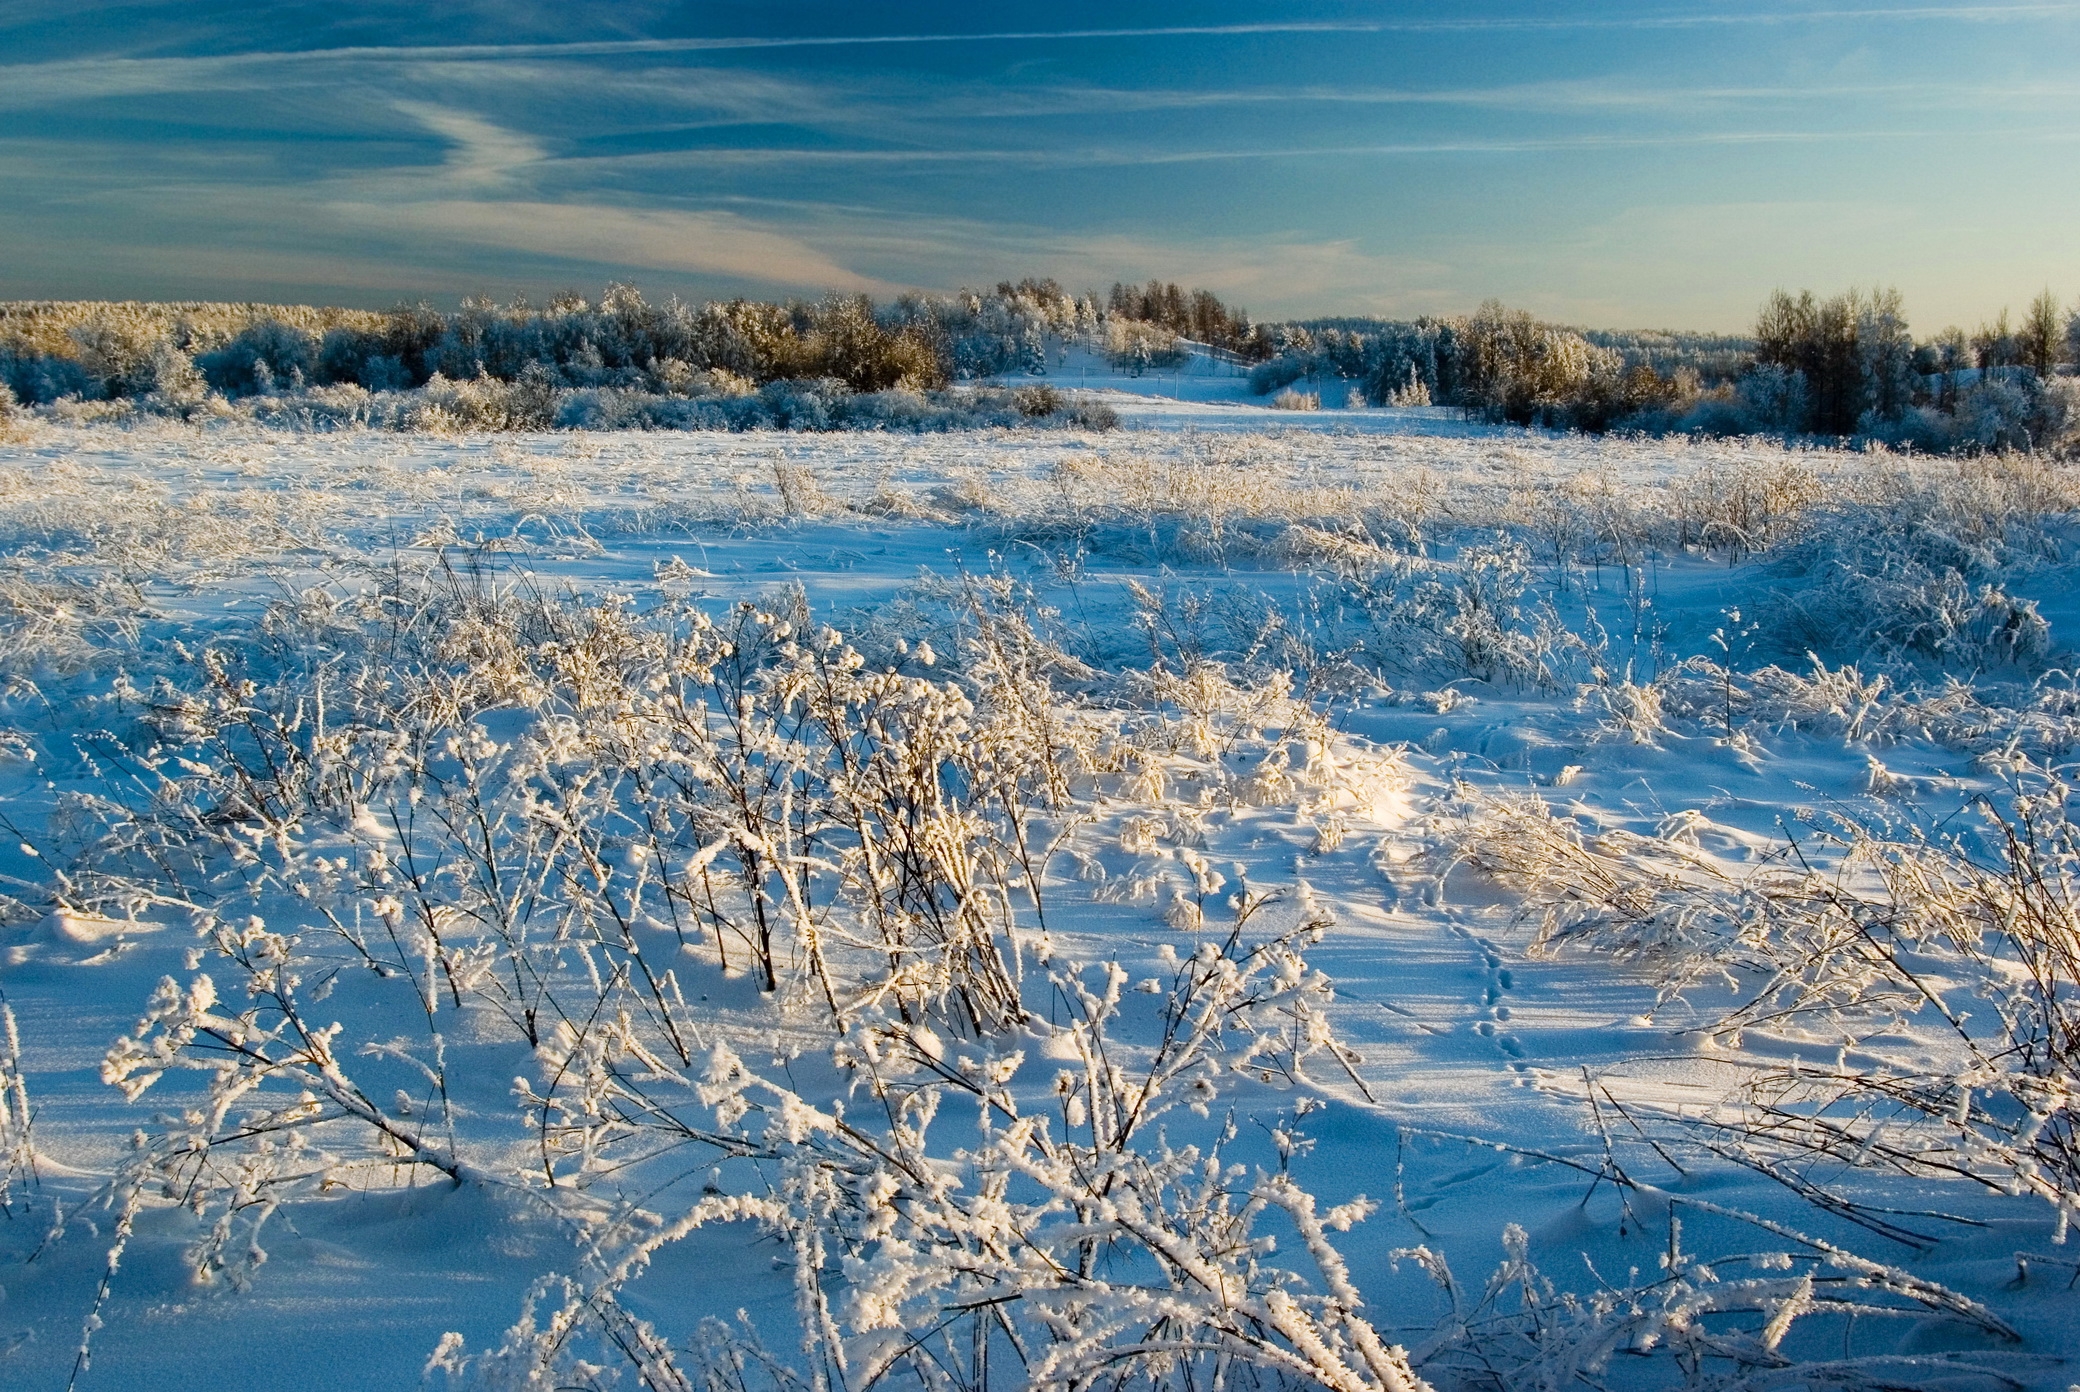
[0,420,2077,1391]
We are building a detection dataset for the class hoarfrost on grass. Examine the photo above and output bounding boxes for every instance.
[0,420,2076,1390]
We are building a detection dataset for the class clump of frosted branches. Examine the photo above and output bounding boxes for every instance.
[72,561,1103,1033]
[1392,1212,2019,1392]
[31,554,1405,1368]
[430,920,1419,1392]
[1439,762,2080,1230]
[1727,765,2080,1236]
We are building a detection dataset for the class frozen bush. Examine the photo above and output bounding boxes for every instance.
[1248,354,1311,395]
[754,375,844,429]
[1443,761,2080,1233]
[1951,375,2042,453]
[1761,500,2054,669]
[1011,381,1061,416]
[410,367,559,432]
[553,386,733,430]
[245,382,398,430]
[62,310,164,397]
[0,345,95,404]
[1858,403,1959,454]
[1060,395,1119,429]
[426,922,1405,1392]
[1734,362,1811,434]
[1672,388,1759,436]
[194,317,320,396]
[1722,766,2080,1234]
[135,341,214,418]
[1665,458,1820,557]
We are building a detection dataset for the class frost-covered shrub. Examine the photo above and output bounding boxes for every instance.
[1856,403,1958,454]
[411,367,560,432]
[1664,458,1820,558]
[1637,655,2080,757]
[1768,562,2047,670]
[0,345,96,404]
[1273,386,1320,410]
[194,317,320,397]
[246,381,393,429]
[1248,355,1310,395]
[552,386,737,430]
[1062,396,1120,429]
[427,924,1408,1392]
[62,311,167,398]
[753,375,845,429]
[1670,388,1759,437]
[1106,542,1581,691]
[1734,362,1811,434]
[1950,375,2043,453]
[44,559,1452,1388]
[1011,381,1061,416]
[135,341,213,418]
[1760,498,2055,669]
[1441,762,2080,1234]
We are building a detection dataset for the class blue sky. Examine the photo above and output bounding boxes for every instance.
[1,2,2074,329]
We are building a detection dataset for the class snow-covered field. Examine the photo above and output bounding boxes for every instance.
[1,414,2078,1392]
[1024,343,1498,434]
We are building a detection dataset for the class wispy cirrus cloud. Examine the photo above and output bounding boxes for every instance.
[1,1,2074,320]
[11,4,2079,72]
[334,199,896,292]
[4,4,2076,103]
[543,124,2067,177]
[390,102,547,186]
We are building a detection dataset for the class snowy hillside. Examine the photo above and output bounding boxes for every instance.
[0,417,2076,1391]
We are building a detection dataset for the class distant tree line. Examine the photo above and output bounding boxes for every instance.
[2,276,2073,451]
[1239,308,1740,428]
[1236,287,2078,452]
[0,274,1265,408]
[0,283,1106,409]
[1104,280,1269,357]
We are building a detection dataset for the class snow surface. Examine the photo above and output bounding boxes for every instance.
[1017,343,1505,434]
[0,418,2075,1390]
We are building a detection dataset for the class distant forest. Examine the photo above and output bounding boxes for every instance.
[2,274,2074,450]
